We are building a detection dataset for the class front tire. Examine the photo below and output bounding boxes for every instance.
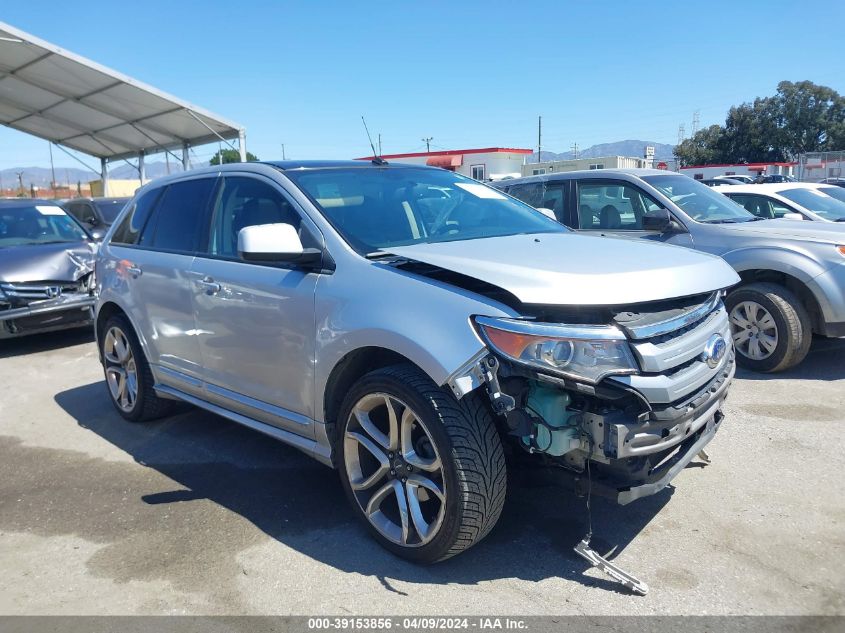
[100,315,173,422]
[726,282,812,373]
[337,363,506,563]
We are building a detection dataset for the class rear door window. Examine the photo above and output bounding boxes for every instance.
[576,181,660,230]
[725,194,787,219]
[139,178,217,252]
[111,188,163,245]
[507,181,566,220]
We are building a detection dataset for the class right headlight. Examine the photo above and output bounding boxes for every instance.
[474,316,638,384]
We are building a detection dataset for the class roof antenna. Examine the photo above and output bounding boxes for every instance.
[362,116,387,165]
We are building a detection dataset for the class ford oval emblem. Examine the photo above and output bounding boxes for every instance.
[702,334,727,368]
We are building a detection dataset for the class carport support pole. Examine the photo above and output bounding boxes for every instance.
[238,129,247,162]
[138,151,145,186]
[100,157,109,197]
[182,142,189,171]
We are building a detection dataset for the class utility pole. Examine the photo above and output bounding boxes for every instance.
[571,143,579,160]
[677,123,686,145]
[537,116,542,163]
[378,134,382,155]
[16,171,24,197]
[48,142,57,198]
[691,110,700,136]
[422,137,433,152]
[281,143,286,160]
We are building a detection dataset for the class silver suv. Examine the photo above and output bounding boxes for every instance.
[95,161,738,563]
[497,169,845,372]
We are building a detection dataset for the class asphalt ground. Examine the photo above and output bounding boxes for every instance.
[0,329,842,615]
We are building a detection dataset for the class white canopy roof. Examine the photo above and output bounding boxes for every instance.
[0,21,245,162]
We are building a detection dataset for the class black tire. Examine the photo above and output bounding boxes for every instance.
[337,363,506,563]
[726,282,812,373]
[100,314,174,422]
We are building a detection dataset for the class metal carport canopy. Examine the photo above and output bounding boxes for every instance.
[0,20,246,168]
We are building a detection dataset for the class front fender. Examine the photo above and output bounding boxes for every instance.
[720,245,843,325]
[313,261,517,423]
[720,246,829,284]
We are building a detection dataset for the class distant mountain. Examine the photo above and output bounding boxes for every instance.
[527,140,676,163]
[1,166,95,189]
[110,161,185,179]
[0,161,188,190]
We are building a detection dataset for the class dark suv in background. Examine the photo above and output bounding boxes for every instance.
[63,197,130,240]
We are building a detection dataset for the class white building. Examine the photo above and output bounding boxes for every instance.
[680,162,797,180]
[521,155,650,177]
[356,147,532,180]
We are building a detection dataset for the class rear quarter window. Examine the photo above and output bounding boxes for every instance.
[110,188,163,245]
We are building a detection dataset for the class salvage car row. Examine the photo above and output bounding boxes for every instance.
[1,164,844,592]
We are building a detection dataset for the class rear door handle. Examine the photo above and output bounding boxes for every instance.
[196,276,222,295]
[126,266,142,278]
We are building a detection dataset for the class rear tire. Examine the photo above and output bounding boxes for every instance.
[337,363,506,563]
[726,283,812,372]
[100,315,174,422]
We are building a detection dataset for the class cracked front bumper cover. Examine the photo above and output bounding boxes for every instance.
[0,294,95,338]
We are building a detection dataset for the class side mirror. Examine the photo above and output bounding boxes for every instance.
[86,217,99,227]
[535,207,557,220]
[642,208,673,232]
[238,223,322,267]
[780,213,804,221]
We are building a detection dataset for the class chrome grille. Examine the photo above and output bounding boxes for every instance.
[0,278,89,305]
[609,294,733,404]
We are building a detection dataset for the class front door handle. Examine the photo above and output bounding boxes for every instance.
[126,265,142,278]
[196,276,222,295]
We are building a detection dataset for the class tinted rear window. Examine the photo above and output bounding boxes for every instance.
[140,178,217,252]
[111,188,162,246]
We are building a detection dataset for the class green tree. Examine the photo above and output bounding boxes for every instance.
[209,148,259,165]
[674,125,727,166]
[773,81,845,158]
[673,81,845,165]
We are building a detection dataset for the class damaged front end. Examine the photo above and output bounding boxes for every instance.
[448,291,734,505]
[0,244,97,339]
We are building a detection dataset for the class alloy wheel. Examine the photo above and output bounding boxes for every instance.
[344,393,446,547]
[730,300,779,361]
[103,326,138,412]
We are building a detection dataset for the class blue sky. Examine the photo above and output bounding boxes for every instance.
[2,0,844,169]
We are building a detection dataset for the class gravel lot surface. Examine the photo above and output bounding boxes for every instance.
[0,330,842,615]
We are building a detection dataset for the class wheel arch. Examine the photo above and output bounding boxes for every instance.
[733,269,824,333]
[322,346,430,437]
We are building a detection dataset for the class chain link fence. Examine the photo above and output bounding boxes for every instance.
[797,151,845,181]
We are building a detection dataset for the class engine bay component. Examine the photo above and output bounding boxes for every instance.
[521,382,581,456]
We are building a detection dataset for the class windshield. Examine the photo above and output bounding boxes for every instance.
[779,187,845,221]
[94,199,128,223]
[642,174,756,223]
[285,167,567,254]
[0,204,89,247]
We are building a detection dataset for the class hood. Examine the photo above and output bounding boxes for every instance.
[385,233,740,306]
[715,219,845,243]
[0,241,97,283]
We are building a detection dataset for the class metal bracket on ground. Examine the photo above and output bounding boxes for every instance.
[574,535,649,596]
